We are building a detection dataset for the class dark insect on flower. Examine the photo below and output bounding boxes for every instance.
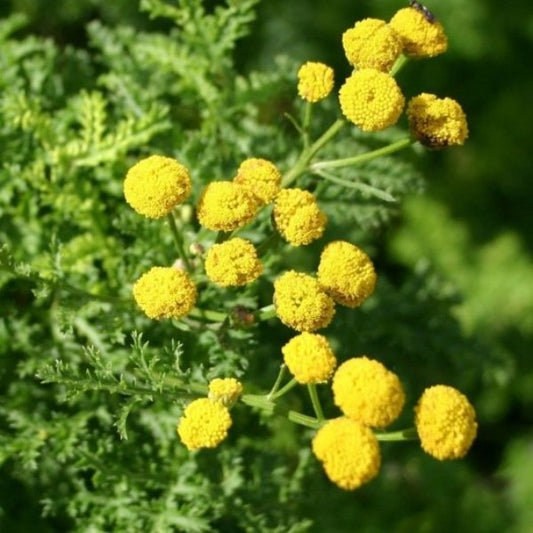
[409,0,437,23]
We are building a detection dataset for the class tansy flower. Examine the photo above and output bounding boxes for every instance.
[133,266,197,319]
[208,378,243,407]
[177,398,232,450]
[317,241,377,308]
[197,181,259,232]
[273,188,327,246]
[274,270,335,332]
[234,158,282,205]
[407,93,468,148]
[124,155,192,219]
[339,69,405,131]
[204,238,262,287]
[312,417,381,490]
[389,7,447,58]
[332,357,405,428]
[297,61,335,103]
[342,18,402,72]
[282,332,337,384]
[415,385,478,460]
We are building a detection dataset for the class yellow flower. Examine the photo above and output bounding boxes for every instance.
[339,69,404,131]
[208,378,243,407]
[197,181,259,232]
[407,93,468,148]
[389,7,447,58]
[177,398,232,451]
[124,155,192,219]
[273,270,335,332]
[317,241,377,308]
[234,158,282,205]
[282,332,337,384]
[342,18,402,72]
[312,417,381,490]
[273,188,327,246]
[204,238,262,287]
[133,266,197,319]
[415,385,478,460]
[332,357,405,428]
[297,61,335,103]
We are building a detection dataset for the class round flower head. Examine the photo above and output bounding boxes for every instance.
[415,385,478,460]
[133,266,197,319]
[407,93,468,148]
[297,61,335,103]
[273,188,327,246]
[197,181,259,232]
[282,332,337,384]
[208,378,243,407]
[205,238,262,287]
[389,7,447,58]
[312,417,381,490]
[342,18,402,72]
[234,158,282,205]
[124,155,192,219]
[317,241,377,308]
[273,270,335,332]
[332,357,405,428]
[177,398,232,451]
[339,69,405,131]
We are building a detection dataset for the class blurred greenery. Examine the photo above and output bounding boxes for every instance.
[1,0,532,532]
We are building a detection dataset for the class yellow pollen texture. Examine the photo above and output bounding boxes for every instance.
[208,378,243,406]
[234,158,282,205]
[297,61,335,103]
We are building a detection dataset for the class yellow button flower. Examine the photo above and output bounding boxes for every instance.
[177,398,232,451]
[273,188,327,246]
[317,241,377,308]
[234,157,282,205]
[297,61,335,103]
[208,378,243,407]
[415,385,478,460]
[407,93,468,148]
[339,69,405,131]
[133,266,197,319]
[389,7,447,58]
[332,357,405,428]
[123,155,192,219]
[273,270,335,332]
[204,238,262,287]
[312,417,381,490]
[342,18,402,72]
[282,332,337,384]
[197,181,259,232]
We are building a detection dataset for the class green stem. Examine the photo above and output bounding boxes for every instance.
[256,232,281,257]
[302,101,312,149]
[188,307,228,322]
[267,364,287,400]
[311,137,414,172]
[270,377,298,400]
[390,54,409,76]
[255,304,276,322]
[167,212,193,273]
[307,384,325,421]
[374,427,418,442]
[215,231,233,244]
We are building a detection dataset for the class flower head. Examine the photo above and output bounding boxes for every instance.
[273,188,327,246]
[208,378,243,407]
[332,357,405,428]
[177,398,232,450]
[197,181,259,232]
[234,158,282,205]
[389,7,447,58]
[312,417,381,490]
[124,155,192,219]
[282,332,337,384]
[342,18,402,72]
[297,61,335,103]
[133,266,197,319]
[407,93,468,148]
[274,271,335,332]
[205,238,262,287]
[415,385,478,460]
[317,241,377,308]
[339,69,404,131]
